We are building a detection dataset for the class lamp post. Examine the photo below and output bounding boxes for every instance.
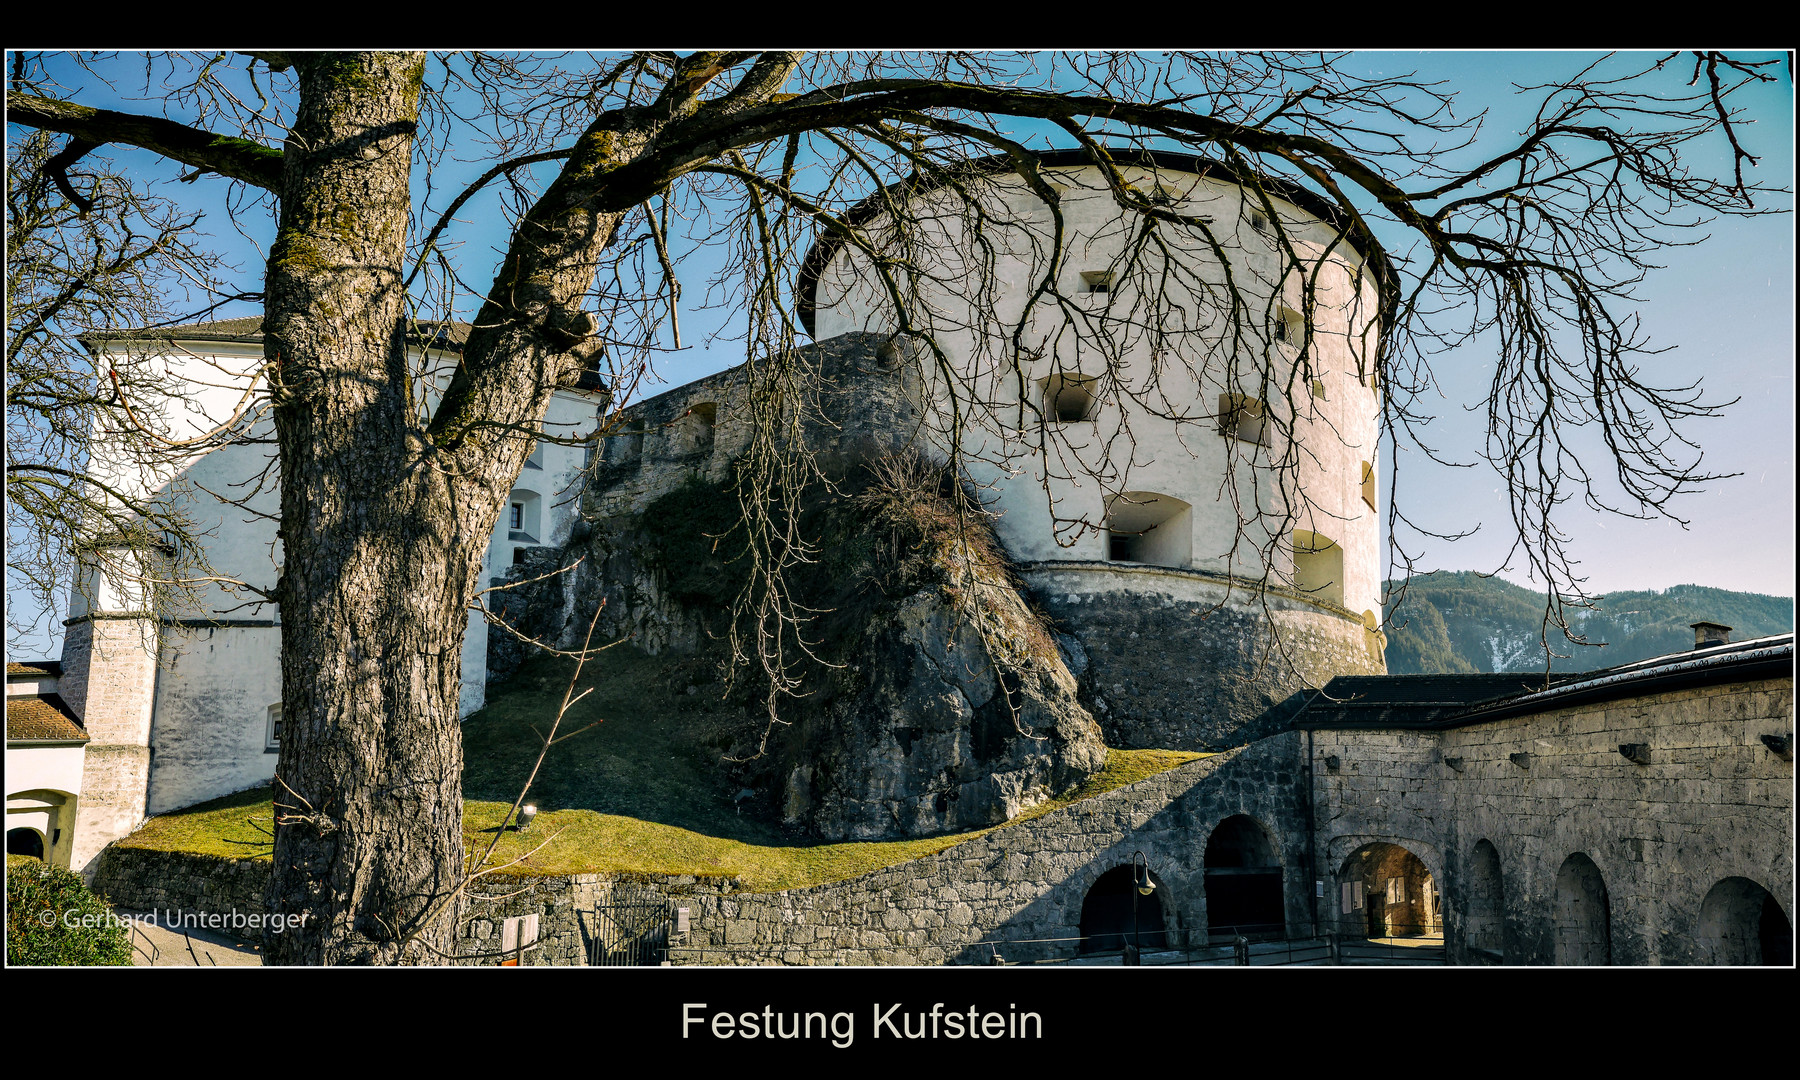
[1129,850,1155,966]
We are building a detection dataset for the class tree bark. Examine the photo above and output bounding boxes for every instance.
[260,53,466,964]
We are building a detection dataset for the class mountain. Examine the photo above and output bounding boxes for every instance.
[1381,572,1794,675]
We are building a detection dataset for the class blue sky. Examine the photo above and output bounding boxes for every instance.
[8,51,1793,660]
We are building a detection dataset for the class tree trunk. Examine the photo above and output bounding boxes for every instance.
[261,53,468,965]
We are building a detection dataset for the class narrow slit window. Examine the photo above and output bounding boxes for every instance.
[1080,271,1114,294]
[1361,461,1377,510]
[265,704,282,751]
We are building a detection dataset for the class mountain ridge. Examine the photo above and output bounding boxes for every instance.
[1381,571,1795,675]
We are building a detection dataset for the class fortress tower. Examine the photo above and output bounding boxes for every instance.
[802,150,1389,748]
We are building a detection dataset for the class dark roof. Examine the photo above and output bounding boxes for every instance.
[798,146,1392,337]
[1289,673,1581,730]
[1294,633,1795,731]
[7,661,62,678]
[5,695,88,743]
[81,317,475,354]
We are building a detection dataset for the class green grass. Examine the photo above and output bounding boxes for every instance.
[117,647,1208,891]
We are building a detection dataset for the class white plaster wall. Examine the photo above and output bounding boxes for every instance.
[74,335,600,815]
[5,745,87,802]
[489,389,602,572]
[811,165,1381,621]
[144,626,281,815]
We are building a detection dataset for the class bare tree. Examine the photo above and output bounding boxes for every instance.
[4,124,252,654]
[7,49,1782,963]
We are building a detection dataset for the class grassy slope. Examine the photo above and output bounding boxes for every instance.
[118,647,1203,892]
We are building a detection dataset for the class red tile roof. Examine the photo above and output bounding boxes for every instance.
[5,695,88,742]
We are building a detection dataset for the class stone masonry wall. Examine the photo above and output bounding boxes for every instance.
[1309,675,1794,965]
[88,731,1314,965]
[1027,564,1385,751]
[657,732,1312,965]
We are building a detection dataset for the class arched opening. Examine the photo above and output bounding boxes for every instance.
[1078,864,1167,955]
[1339,842,1439,940]
[1104,491,1192,567]
[7,827,45,860]
[1205,815,1284,940]
[1552,853,1611,965]
[1697,877,1792,966]
[1464,839,1506,962]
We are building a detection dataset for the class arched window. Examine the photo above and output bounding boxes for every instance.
[1552,853,1611,965]
[1464,839,1506,962]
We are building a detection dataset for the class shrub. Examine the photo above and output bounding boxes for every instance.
[6,860,136,966]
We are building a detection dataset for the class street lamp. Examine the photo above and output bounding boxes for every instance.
[1129,850,1155,965]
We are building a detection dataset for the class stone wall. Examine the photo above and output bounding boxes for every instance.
[1026,563,1385,751]
[1309,675,1794,965]
[87,731,1316,965]
[94,845,616,966]
[656,733,1312,965]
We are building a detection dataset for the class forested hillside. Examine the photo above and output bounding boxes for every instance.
[1382,572,1794,674]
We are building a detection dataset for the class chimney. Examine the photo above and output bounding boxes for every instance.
[1690,621,1732,650]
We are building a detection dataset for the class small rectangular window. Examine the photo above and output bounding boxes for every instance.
[510,504,523,530]
[1219,394,1268,446]
[1079,270,1114,294]
[265,704,282,752]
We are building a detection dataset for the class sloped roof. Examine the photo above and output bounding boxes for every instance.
[7,660,62,678]
[80,317,474,353]
[1292,633,1795,731]
[1288,673,1580,730]
[6,695,88,743]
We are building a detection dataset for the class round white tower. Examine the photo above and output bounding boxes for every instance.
[803,150,1388,748]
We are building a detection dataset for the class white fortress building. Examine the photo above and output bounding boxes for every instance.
[20,319,605,874]
[19,148,1389,872]
[590,149,1391,753]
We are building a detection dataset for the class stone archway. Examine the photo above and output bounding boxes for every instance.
[1078,863,1168,955]
[1204,815,1284,940]
[1338,841,1440,940]
[1463,839,1506,962]
[1697,877,1792,966]
[7,827,46,860]
[1552,853,1611,965]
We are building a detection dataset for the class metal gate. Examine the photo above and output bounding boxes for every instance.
[586,896,672,966]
